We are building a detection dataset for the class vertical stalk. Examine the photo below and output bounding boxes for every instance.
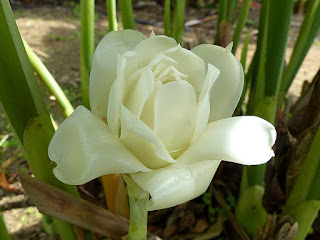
[280,0,320,94]
[214,0,228,45]
[171,0,186,44]
[23,40,74,118]
[164,0,171,36]
[119,0,135,30]
[106,0,118,31]
[123,175,149,240]
[80,0,94,109]
[232,0,252,54]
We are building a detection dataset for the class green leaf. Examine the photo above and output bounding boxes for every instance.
[0,0,47,143]
[0,1,79,238]
[23,114,79,196]
[286,201,320,240]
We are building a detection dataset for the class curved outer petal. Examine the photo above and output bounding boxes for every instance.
[119,105,175,169]
[132,35,177,67]
[131,160,221,211]
[191,44,244,122]
[154,80,197,157]
[89,30,146,121]
[193,64,220,141]
[48,106,150,185]
[177,116,277,166]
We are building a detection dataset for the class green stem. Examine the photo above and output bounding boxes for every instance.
[0,214,11,240]
[119,0,135,30]
[164,0,171,37]
[106,0,118,31]
[80,0,94,109]
[23,40,74,118]
[280,0,320,94]
[214,0,227,45]
[123,175,149,240]
[232,0,252,54]
[171,0,186,44]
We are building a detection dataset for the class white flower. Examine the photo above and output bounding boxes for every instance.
[48,30,276,211]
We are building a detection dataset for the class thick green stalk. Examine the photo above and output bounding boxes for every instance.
[164,0,171,37]
[119,0,135,30]
[80,0,94,109]
[23,40,74,118]
[280,0,320,94]
[264,0,294,97]
[123,175,149,240]
[236,30,251,110]
[227,0,239,24]
[232,0,252,54]
[106,0,118,31]
[0,214,11,240]
[0,1,78,238]
[171,0,186,44]
[214,0,228,45]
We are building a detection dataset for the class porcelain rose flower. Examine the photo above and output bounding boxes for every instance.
[49,30,276,211]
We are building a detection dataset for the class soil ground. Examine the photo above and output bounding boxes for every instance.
[0,1,319,239]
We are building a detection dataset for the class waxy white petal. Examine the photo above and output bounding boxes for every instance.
[49,106,150,185]
[154,80,197,157]
[193,64,220,141]
[177,116,276,166]
[163,45,206,96]
[131,160,221,211]
[140,81,163,129]
[120,105,175,169]
[89,30,146,121]
[133,35,177,67]
[191,44,244,121]
[124,67,154,118]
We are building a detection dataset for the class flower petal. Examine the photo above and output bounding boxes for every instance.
[177,116,277,166]
[89,30,146,121]
[133,35,177,67]
[124,67,154,118]
[193,64,220,141]
[163,45,206,96]
[107,52,136,136]
[120,105,175,169]
[48,106,150,185]
[191,44,244,121]
[140,80,163,129]
[154,80,197,157]
[131,160,221,211]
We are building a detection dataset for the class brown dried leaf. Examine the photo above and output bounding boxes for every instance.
[19,172,129,239]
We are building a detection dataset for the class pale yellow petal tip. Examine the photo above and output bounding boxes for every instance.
[225,42,233,52]
[150,31,156,37]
